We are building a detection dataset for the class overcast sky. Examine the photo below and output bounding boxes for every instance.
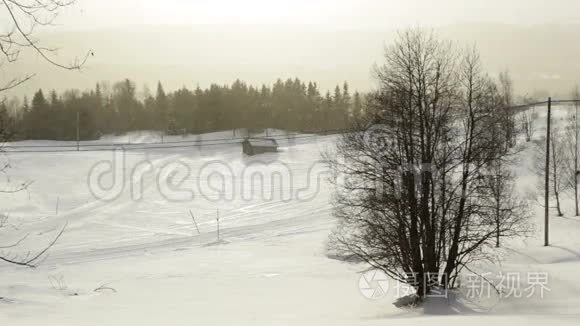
[58,0,580,29]
[3,1,580,98]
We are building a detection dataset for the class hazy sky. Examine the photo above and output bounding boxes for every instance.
[59,0,580,29]
[3,1,580,98]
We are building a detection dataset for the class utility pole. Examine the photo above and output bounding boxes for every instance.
[76,111,80,151]
[545,97,551,247]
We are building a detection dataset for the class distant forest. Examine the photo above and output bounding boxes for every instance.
[0,78,365,141]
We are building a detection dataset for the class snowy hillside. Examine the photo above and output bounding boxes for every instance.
[0,114,579,326]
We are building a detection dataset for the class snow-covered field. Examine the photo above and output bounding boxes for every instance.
[0,114,579,326]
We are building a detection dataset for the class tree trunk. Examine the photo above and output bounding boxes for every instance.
[404,171,425,296]
[551,138,563,217]
[574,103,580,216]
[575,175,579,217]
[555,191,563,217]
[496,202,501,248]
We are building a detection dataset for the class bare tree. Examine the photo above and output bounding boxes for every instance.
[0,0,91,93]
[519,101,537,143]
[327,30,530,300]
[535,129,568,217]
[565,86,580,216]
[0,0,85,266]
[498,70,517,149]
[480,159,531,248]
[0,220,67,267]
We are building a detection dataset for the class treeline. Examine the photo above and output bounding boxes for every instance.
[1,78,366,141]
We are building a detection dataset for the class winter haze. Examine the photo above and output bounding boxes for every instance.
[3,0,580,97]
[1,1,580,326]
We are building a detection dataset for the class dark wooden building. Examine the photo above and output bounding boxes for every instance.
[242,138,278,156]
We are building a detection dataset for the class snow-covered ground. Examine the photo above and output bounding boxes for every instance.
[0,115,579,326]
